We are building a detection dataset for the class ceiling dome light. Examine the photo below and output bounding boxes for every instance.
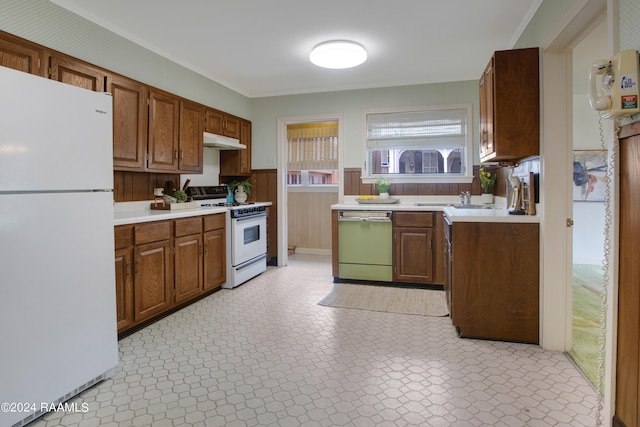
[309,40,367,69]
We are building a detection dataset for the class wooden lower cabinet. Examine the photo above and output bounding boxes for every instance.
[114,213,226,335]
[392,211,445,285]
[450,221,539,343]
[393,212,434,283]
[114,225,134,331]
[332,210,445,285]
[204,213,226,290]
[134,239,173,322]
[174,217,204,303]
[174,234,203,303]
[114,247,134,331]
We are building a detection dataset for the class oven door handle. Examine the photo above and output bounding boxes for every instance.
[236,253,268,270]
[233,212,267,221]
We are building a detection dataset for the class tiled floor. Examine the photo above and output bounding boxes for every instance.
[31,254,598,427]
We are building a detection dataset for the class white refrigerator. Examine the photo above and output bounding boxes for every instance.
[0,66,118,426]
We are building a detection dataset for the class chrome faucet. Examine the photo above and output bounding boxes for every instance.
[460,191,471,205]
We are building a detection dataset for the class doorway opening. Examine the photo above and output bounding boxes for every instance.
[542,1,615,420]
[276,114,343,266]
[569,16,609,388]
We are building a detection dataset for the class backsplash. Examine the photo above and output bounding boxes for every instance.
[510,157,540,203]
[114,171,180,202]
[344,166,509,197]
[115,160,540,204]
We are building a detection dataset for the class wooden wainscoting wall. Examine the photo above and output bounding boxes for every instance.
[245,169,278,262]
[344,166,509,197]
[114,171,180,202]
[287,191,338,252]
[615,121,640,427]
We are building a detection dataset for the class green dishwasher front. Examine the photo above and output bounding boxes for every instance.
[338,214,392,282]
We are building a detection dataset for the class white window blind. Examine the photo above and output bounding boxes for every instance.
[287,122,338,170]
[366,108,467,150]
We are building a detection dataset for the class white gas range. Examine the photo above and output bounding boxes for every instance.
[188,186,271,288]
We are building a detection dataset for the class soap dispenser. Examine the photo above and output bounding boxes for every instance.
[224,184,234,203]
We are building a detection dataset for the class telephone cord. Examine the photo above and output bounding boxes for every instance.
[594,118,618,427]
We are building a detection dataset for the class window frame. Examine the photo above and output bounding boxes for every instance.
[285,120,340,189]
[286,169,339,188]
[361,103,474,184]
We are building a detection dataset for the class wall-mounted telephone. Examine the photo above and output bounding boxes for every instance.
[588,49,640,119]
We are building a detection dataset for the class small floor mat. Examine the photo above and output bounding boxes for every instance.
[318,283,449,317]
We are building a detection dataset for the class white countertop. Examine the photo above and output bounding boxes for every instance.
[113,201,272,226]
[332,196,540,223]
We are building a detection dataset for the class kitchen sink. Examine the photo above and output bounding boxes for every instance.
[451,204,495,209]
[414,202,494,209]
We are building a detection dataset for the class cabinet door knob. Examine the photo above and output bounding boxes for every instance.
[481,129,488,143]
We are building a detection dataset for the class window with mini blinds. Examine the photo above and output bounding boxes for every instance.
[363,105,472,183]
[287,121,339,186]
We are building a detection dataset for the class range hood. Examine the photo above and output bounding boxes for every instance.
[203,132,246,150]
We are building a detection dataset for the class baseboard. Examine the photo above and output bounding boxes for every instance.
[332,277,445,290]
[292,247,332,256]
[613,415,626,427]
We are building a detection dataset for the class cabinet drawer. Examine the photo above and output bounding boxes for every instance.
[394,212,433,227]
[134,221,171,244]
[175,217,203,237]
[204,213,225,231]
[114,225,133,249]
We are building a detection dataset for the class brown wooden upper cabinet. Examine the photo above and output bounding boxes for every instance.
[147,90,180,172]
[205,109,240,139]
[0,29,244,176]
[179,101,205,173]
[479,47,539,164]
[107,73,148,171]
[220,119,252,176]
[110,81,203,174]
[49,55,106,92]
[0,31,45,76]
